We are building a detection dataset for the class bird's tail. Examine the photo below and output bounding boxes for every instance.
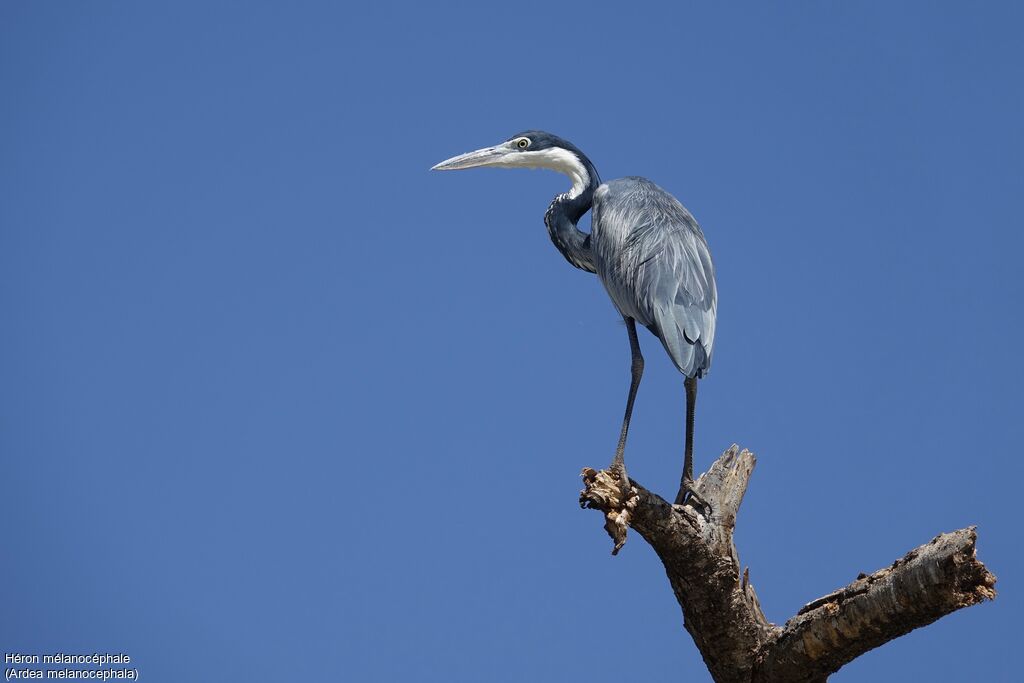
[653,317,709,379]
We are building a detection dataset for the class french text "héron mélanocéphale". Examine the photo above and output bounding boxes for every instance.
[5,653,136,680]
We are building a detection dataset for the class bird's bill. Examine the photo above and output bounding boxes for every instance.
[431,142,513,171]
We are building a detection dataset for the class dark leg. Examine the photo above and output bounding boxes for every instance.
[684,375,697,485]
[674,376,706,507]
[611,318,644,497]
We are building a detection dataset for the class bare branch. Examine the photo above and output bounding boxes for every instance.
[582,446,773,682]
[580,445,996,683]
[753,528,996,683]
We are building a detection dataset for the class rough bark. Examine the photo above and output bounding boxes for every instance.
[579,445,996,683]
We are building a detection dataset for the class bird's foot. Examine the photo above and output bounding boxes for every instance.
[674,478,710,513]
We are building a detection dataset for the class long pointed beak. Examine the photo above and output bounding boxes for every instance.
[431,144,509,171]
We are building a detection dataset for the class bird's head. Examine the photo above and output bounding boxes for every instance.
[432,131,597,199]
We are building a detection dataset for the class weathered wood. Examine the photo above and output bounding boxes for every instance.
[753,527,996,683]
[580,445,996,683]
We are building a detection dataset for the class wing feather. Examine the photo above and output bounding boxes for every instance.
[592,178,717,377]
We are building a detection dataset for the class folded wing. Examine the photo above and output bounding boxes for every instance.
[592,177,717,378]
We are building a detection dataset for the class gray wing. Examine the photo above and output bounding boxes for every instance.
[592,177,717,378]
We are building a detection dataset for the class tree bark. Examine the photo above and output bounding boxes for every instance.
[579,445,996,683]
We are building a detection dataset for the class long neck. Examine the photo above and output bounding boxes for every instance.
[543,152,601,273]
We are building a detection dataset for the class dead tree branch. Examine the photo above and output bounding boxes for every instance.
[580,445,996,683]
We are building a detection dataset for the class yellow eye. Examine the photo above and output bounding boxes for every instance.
[516,138,530,149]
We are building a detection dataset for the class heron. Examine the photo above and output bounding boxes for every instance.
[432,131,717,507]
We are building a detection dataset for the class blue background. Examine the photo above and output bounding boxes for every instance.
[2,2,1021,681]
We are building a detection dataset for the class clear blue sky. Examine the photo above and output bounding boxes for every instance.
[2,2,1021,681]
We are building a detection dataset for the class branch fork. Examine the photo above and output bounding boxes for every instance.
[580,445,996,683]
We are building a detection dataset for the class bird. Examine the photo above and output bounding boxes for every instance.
[432,131,717,507]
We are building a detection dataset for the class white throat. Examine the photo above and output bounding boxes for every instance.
[537,148,590,199]
[501,147,591,199]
